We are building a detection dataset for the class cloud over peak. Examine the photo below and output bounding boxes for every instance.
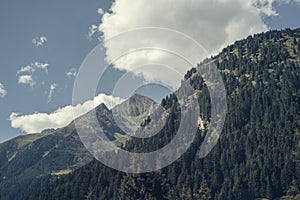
[94,0,277,89]
[10,93,124,134]
[92,0,300,89]
[99,0,270,52]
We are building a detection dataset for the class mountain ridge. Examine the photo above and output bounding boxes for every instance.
[1,27,299,199]
[30,27,300,199]
[0,93,158,200]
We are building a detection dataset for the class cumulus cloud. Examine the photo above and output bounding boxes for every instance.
[48,83,57,103]
[99,0,281,51]
[9,93,125,134]
[93,0,300,89]
[0,83,7,98]
[18,75,36,87]
[32,36,47,47]
[17,62,49,86]
[96,0,270,89]
[67,68,77,79]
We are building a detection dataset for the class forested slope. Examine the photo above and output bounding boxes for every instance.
[30,28,300,200]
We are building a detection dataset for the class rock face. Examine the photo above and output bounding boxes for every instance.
[112,94,168,138]
[0,93,158,200]
[2,28,300,199]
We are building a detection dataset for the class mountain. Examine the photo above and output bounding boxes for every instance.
[112,93,168,138]
[29,28,300,200]
[0,118,92,199]
[3,27,300,199]
[0,94,157,200]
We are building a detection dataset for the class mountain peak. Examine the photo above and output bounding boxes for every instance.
[96,103,109,111]
[114,94,156,118]
[129,93,156,103]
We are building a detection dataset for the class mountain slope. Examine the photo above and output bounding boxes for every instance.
[29,28,300,200]
[0,122,94,200]
[0,95,157,200]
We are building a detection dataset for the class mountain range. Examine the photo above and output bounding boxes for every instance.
[1,28,300,199]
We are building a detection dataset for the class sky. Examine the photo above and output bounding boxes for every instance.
[1,0,300,142]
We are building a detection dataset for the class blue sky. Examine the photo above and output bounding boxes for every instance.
[0,0,113,141]
[1,0,300,142]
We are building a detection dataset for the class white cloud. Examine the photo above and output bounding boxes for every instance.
[17,62,48,74]
[18,75,36,87]
[94,0,299,89]
[67,68,77,79]
[48,83,57,103]
[97,8,104,15]
[32,36,47,47]
[97,0,271,89]
[19,62,49,73]
[0,83,7,98]
[99,0,276,52]
[33,62,49,73]
[9,93,125,134]
[17,65,35,74]
[17,62,49,86]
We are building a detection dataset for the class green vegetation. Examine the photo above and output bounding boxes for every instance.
[3,28,300,199]
[0,126,94,200]
[0,94,156,200]
[30,28,300,200]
